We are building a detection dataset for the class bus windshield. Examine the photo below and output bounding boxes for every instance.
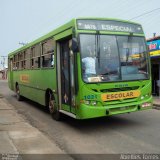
[80,34,149,83]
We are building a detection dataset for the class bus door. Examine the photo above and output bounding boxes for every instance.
[60,40,71,107]
[55,39,72,112]
[57,38,76,113]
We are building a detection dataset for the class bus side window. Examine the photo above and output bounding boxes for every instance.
[51,54,54,67]
[25,48,31,69]
[8,58,13,71]
[42,54,53,67]
[31,47,35,69]
[13,55,16,70]
[42,38,54,68]
[30,45,41,69]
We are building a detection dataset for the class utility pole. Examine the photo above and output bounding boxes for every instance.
[153,33,156,37]
[1,56,7,69]
[0,56,7,80]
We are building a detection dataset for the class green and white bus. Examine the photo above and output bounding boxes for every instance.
[8,18,152,120]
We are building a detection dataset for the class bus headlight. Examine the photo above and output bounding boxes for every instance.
[83,100,97,106]
[145,94,149,97]
[84,100,90,105]
[91,101,97,106]
[142,102,151,108]
[141,94,149,100]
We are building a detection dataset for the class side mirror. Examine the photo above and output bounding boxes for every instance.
[71,38,79,53]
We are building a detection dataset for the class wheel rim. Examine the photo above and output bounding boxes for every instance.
[16,86,20,98]
[49,95,54,114]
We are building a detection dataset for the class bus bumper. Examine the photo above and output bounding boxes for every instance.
[76,96,153,119]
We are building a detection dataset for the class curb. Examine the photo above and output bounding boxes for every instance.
[153,104,160,110]
[0,98,68,155]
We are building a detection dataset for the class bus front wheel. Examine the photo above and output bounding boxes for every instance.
[48,92,62,121]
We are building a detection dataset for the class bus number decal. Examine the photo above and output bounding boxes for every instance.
[84,95,97,100]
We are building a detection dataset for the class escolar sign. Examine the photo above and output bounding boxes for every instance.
[101,90,140,101]
[20,74,29,83]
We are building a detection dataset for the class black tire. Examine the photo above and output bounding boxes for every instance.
[48,92,62,121]
[16,85,23,101]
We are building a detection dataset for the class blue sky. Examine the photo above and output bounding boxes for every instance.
[0,0,160,67]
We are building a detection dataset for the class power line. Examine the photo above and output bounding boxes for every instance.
[129,7,160,20]
[19,42,28,46]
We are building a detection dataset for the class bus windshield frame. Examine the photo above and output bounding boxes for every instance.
[79,33,150,83]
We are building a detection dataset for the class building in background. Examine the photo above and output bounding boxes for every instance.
[147,36,160,96]
[0,56,8,80]
[0,68,8,80]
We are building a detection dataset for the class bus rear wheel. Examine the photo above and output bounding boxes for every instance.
[16,84,22,101]
[48,92,62,121]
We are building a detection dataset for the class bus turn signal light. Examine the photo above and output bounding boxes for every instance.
[142,103,151,108]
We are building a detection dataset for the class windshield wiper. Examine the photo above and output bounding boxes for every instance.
[96,31,100,68]
[126,33,133,64]
[126,48,129,63]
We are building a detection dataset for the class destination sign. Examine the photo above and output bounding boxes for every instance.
[77,19,143,33]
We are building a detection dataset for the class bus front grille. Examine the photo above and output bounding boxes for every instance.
[100,86,139,93]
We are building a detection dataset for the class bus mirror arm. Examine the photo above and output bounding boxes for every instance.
[71,38,79,53]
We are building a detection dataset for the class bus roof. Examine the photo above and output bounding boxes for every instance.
[8,17,141,57]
